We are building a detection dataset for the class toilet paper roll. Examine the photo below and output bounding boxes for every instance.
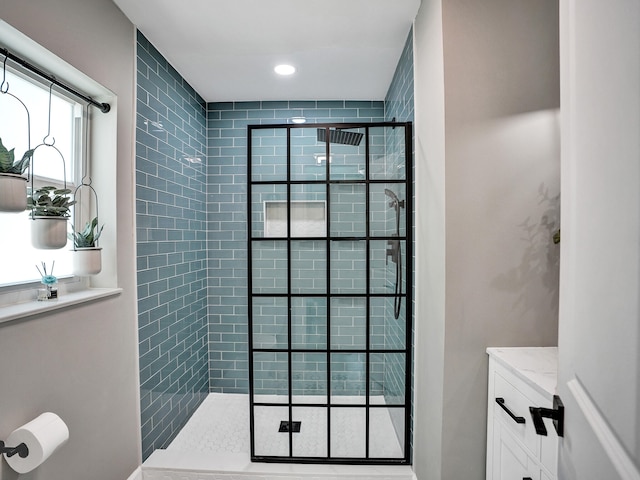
[3,412,69,474]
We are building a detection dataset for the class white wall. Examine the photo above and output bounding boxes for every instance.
[557,0,640,477]
[413,0,560,478]
[412,0,446,478]
[0,1,140,479]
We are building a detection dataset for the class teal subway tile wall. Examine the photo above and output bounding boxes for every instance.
[207,101,385,396]
[384,28,415,459]
[136,32,209,460]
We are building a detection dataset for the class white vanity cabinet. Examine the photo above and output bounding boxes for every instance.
[486,347,558,480]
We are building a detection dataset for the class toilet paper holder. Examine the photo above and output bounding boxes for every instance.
[0,440,29,458]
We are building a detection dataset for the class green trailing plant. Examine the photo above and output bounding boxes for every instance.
[27,186,76,217]
[69,216,104,248]
[0,137,34,175]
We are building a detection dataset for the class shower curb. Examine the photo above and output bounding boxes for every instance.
[142,449,415,480]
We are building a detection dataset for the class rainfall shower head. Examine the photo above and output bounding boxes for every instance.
[317,128,364,146]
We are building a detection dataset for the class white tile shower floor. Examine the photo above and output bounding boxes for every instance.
[143,393,415,480]
[169,394,252,455]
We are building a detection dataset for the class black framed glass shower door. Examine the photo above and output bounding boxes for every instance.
[247,122,412,464]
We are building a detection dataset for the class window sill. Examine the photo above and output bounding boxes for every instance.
[0,287,122,325]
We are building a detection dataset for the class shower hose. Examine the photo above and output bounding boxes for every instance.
[393,248,402,320]
[392,208,403,320]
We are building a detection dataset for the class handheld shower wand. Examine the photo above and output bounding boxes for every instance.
[384,188,405,211]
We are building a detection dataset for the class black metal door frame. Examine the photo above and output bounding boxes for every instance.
[247,121,413,465]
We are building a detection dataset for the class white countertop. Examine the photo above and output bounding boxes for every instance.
[487,347,558,401]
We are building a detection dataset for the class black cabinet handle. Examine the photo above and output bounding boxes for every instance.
[523,478,533,480]
[495,397,525,424]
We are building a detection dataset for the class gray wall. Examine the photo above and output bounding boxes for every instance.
[0,1,140,480]
[413,0,560,478]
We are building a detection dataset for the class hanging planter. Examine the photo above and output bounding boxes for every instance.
[30,216,68,249]
[0,139,33,212]
[71,247,102,276]
[0,173,28,212]
[28,186,75,249]
[69,215,103,276]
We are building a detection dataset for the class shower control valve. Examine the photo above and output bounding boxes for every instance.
[386,239,400,265]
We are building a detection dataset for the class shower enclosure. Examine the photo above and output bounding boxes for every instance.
[248,122,412,464]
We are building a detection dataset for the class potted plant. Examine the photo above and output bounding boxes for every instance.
[27,186,76,249]
[69,216,104,275]
[0,138,33,212]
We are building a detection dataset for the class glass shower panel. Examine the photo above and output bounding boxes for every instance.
[369,239,406,295]
[369,126,406,181]
[330,297,366,350]
[292,407,328,457]
[369,353,385,399]
[253,406,290,456]
[330,408,366,458]
[330,353,366,402]
[369,183,407,238]
[369,353,405,405]
[291,127,327,181]
[330,240,366,294]
[253,352,288,404]
[252,184,287,238]
[251,240,288,294]
[290,184,327,237]
[291,241,326,294]
[369,407,405,458]
[251,128,287,182]
[291,297,327,350]
[252,297,288,350]
[291,352,327,403]
[329,183,366,237]
[248,122,411,464]
[369,297,406,350]
[321,127,366,181]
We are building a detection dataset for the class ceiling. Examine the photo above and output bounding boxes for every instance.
[111,0,421,102]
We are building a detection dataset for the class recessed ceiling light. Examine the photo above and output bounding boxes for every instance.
[290,117,306,124]
[274,64,296,76]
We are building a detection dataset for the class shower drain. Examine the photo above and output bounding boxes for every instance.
[278,421,301,433]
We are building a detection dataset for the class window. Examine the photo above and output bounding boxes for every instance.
[0,67,84,286]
